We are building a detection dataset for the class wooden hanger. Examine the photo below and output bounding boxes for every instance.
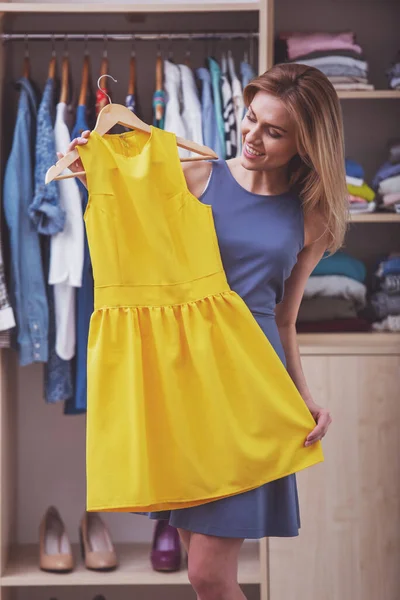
[48,35,56,79]
[155,53,163,122]
[128,35,136,96]
[45,74,218,184]
[59,55,69,104]
[78,55,90,106]
[48,55,56,79]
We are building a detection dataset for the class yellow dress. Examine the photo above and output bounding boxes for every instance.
[77,126,323,513]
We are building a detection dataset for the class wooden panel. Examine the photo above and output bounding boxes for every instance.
[298,333,400,356]
[0,2,261,12]
[269,355,400,600]
[0,588,15,600]
[259,537,269,600]
[258,0,272,73]
[1,542,260,586]
[0,8,17,580]
[0,351,17,577]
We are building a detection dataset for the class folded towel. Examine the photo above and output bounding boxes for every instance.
[296,317,371,333]
[298,297,358,322]
[372,161,400,190]
[346,175,363,186]
[347,182,375,202]
[281,31,363,61]
[382,192,400,206]
[304,274,367,308]
[372,315,400,332]
[378,174,400,195]
[345,158,364,179]
[312,250,367,282]
[371,291,400,320]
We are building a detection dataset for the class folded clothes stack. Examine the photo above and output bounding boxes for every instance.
[372,143,400,213]
[385,50,400,90]
[371,255,400,332]
[346,158,376,213]
[276,31,374,91]
[296,251,371,333]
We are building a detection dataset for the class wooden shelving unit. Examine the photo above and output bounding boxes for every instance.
[349,213,400,222]
[338,90,400,99]
[0,1,399,600]
[2,542,260,587]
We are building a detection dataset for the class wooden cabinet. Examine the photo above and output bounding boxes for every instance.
[268,353,400,600]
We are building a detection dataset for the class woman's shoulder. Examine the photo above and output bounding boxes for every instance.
[182,159,214,199]
[303,204,330,248]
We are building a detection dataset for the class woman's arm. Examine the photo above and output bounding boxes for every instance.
[275,210,332,446]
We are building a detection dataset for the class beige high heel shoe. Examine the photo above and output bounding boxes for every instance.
[80,512,118,571]
[39,506,74,573]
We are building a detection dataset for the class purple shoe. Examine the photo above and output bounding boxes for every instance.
[150,520,182,572]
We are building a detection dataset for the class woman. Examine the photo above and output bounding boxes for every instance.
[61,63,346,600]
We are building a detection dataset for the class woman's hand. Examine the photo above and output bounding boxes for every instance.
[305,401,332,447]
[56,129,91,182]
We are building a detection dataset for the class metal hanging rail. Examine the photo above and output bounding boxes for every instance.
[1,32,259,42]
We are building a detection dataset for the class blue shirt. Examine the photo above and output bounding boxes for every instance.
[3,78,49,366]
[64,104,94,415]
[196,67,223,158]
[30,78,65,236]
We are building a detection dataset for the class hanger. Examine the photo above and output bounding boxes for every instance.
[59,37,69,104]
[48,34,56,79]
[78,42,90,107]
[45,73,218,184]
[184,35,192,68]
[154,42,163,122]
[128,34,136,96]
[23,35,30,78]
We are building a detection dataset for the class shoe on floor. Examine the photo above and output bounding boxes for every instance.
[80,511,118,571]
[150,520,181,572]
[39,506,74,573]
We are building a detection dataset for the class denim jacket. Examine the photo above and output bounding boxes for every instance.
[30,78,65,235]
[196,67,223,159]
[3,78,49,365]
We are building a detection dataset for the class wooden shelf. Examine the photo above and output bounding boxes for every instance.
[1,542,260,587]
[298,332,400,355]
[0,2,260,13]
[349,213,400,223]
[338,90,400,99]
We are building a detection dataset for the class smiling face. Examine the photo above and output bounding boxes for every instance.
[241,91,299,171]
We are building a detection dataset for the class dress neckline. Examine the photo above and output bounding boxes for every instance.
[221,159,293,199]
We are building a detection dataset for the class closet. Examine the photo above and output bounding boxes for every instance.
[0,1,399,600]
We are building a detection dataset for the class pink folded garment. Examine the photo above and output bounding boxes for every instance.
[348,194,368,203]
[279,31,363,60]
[333,83,374,90]
[382,192,400,206]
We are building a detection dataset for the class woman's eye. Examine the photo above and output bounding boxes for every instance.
[269,130,282,139]
[246,112,256,122]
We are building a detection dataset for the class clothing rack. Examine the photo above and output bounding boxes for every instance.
[1,32,259,42]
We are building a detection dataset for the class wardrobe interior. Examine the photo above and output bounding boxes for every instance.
[0,0,399,599]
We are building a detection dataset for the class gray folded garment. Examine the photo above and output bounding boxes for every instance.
[297,297,358,322]
[382,274,400,295]
[371,291,400,319]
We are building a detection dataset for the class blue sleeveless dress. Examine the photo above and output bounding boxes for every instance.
[145,159,305,538]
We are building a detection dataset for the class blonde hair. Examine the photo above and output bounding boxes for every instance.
[244,63,349,252]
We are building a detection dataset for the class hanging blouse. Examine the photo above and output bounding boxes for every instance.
[221,53,237,160]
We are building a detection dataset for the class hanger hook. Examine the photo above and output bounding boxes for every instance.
[51,33,56,58]
[24,34,29,58]
[84,33,89,56]
[131,33,136,58]
[63,34,69,57]
[185,34,192,60]
[103,33,108,58]
[97,74,117,104]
